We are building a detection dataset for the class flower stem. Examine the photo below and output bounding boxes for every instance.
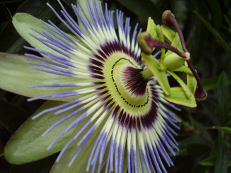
[186,59,207,100]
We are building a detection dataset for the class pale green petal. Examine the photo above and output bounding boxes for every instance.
[13,12,82,55]
[50,124,102,173]
[78,0,94,19]
[13,13,61,55]
[4,101,78,164]
[78,0,100,32]
[0,52,77,100]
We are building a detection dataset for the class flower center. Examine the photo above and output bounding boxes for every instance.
[103,51,153,116]
[88,41,160,129]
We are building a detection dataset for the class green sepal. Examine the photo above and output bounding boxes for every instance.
[174,65,192,74]
[165,87,197,107]
[168,71,192,98]
[141,53,171,95]
[4,101,78,164]
[160,25,176,42]
[146,17,158,39]
[0,52,77,101]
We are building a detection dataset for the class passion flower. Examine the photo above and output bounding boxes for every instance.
[3,0,181,173]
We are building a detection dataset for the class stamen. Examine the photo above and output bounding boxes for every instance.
[162,10,207,100]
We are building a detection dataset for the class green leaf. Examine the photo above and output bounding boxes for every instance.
[0,52,77,101]
[206,0,222,29]
[212,126,231,135]
[202,76,231,91]
[194,11,231,57]
[0,0,21,5]
[202,77,219,91]
[215,131,229,173]
[141,53,171,95]
[172,0,187,28]
[200,156,216,166]
[200,155,231,167]
[224,15,231,29]
[165,87,196,107]
[217,72,230,118]
[115,0,161,26]
[4,101,80,164]
[199,144,217,167]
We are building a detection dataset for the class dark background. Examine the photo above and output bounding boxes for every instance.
[0,0,231,172]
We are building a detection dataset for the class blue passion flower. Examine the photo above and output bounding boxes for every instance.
[3,0,182,173]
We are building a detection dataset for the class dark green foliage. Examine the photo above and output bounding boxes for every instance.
[0,0,230,172]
